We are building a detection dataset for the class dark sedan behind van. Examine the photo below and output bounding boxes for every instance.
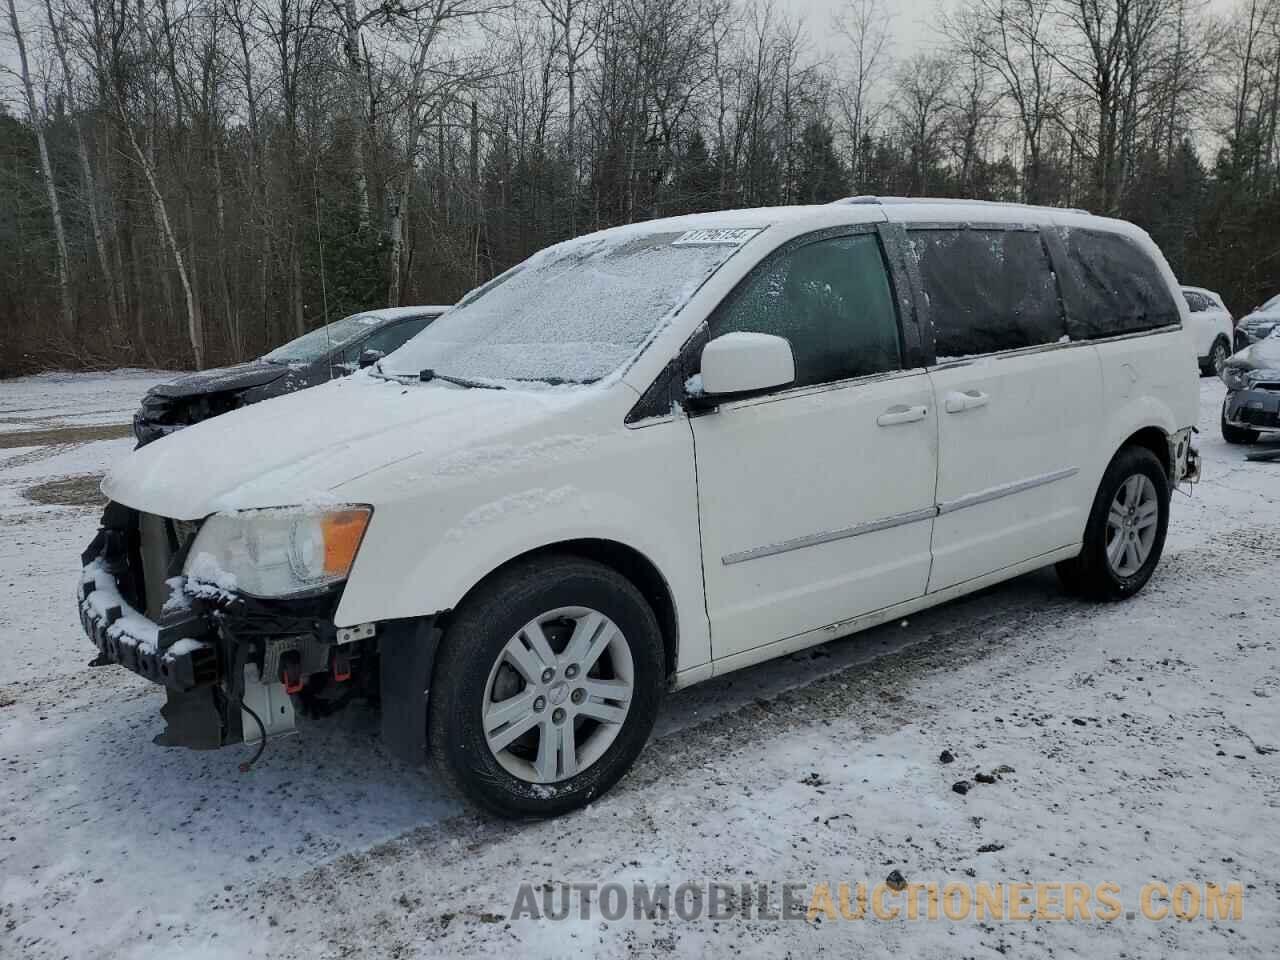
[133,306,447,446]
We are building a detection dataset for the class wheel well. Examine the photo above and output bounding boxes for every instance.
[445,539,680,683]
[1122,426,1171,477]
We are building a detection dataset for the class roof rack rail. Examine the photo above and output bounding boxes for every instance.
[832,195,1090,216]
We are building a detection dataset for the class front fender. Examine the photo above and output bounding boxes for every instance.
[333,420,712,674]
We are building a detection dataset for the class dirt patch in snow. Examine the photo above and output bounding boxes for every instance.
[0,423,132,448]
[23,473,106,508]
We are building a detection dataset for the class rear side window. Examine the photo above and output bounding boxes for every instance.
[1182,291,1206,312]
[708,233,902,388]
[909,228,1065,358]
[1056,228,1180,338]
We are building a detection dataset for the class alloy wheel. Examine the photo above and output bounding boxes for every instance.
[481,606,634,784]
[1105,474,1159,577]
[1212,342,1229,377]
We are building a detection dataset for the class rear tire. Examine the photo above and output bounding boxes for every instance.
[1055,446,1169,601]
[427,555,664,818]
[1221,402,1259,445]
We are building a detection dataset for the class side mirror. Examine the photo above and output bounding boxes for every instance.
[696,332,795,398]
[358,348,385,369]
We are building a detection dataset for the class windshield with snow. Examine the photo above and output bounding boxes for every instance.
[264,314,381,363]
[381,229,754,384]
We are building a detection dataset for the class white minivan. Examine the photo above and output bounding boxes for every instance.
[80,199,1200,817]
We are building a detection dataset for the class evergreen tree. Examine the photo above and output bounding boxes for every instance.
[793,120,848,203]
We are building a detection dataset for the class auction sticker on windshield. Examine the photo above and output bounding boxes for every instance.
[672,228,762,246]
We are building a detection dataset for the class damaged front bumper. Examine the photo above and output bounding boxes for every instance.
[78,553,219,692]
[1224,386,1280,432]
[78,503,354,749]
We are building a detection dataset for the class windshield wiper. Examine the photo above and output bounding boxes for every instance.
[418,368,505,390]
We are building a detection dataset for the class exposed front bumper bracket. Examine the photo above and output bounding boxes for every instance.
[78,572,218,692]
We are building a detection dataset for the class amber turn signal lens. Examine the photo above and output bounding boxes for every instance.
[321,508,371,577]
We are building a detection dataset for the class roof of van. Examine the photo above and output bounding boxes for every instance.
[533,198,1145,260]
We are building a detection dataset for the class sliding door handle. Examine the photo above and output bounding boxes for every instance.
[877,404,929,426]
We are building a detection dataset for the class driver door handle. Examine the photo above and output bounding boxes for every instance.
[877,404,929,427]
[944,389,989,414]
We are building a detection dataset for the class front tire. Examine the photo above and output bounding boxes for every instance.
[1221,402,1259,445]
[1055,445,1169,601]
[427,555,664,818]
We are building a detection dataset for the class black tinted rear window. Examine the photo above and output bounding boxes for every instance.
[909,228,1066,359]
[1056,228,1180,338]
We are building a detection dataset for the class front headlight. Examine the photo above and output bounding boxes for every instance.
[183,505,372,598]
[1220,365,1247,390]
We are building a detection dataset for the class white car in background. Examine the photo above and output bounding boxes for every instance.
[1181,286,1234,376]
[80,199,1201,818]
[1236,293,1280,348]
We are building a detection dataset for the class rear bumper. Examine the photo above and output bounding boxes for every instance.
[1224,388,1280,431]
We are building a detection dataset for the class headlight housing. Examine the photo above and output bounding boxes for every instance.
[183,505,372,598]
[1220,365,1248,391]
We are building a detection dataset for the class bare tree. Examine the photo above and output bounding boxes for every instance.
[894,53,953,194]
[45,0,120,333]
[947,0,1058,202]
[6,0,76,338]
[833,0,893,189]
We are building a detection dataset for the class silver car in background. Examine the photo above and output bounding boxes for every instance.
[1236,293,1280,347]
[1221,330,1280,444]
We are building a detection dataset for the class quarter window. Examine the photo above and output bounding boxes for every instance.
[1056,228,1181,338]
[707,234,902,388]
[908,228,1065,359]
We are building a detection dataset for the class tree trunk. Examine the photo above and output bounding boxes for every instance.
[212,146,241,359]
[119,100,204,369]
[342,0,372,230]
[46,1,119,335]
[9,0,75,340]
[387,162,412,307]
[290,230,305,338]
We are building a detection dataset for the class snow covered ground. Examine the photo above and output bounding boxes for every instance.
[1,370,1278,959]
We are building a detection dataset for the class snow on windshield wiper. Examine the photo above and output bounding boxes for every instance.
[419,368,505,390]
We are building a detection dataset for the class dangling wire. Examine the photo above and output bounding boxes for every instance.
[313,156,334,380]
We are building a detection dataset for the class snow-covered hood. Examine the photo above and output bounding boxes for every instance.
[103,373,605,520]
[1227,333,1280,371]
[148,360,289,399]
